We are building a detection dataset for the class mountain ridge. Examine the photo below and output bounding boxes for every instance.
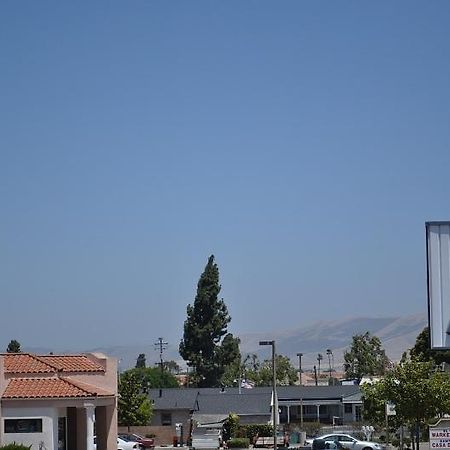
[23,313,427,372]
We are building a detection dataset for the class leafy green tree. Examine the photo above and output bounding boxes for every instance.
[344,332,389,381]
[409,327,450,365]
[223,354,297,387]
[118,370,152,430]
[256,354,298,386]
[6,339,21,353]
[362,358,450,450]
[179,255,240,387]
[164,360,181,374]
[136,353,146,369]
[130,367,179,391]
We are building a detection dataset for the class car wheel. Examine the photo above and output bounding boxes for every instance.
[362,447,372,450]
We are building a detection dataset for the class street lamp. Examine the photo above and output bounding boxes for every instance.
[317,353,323,378]
[326,349,333,381]
[260,340,277,449]
[296,353,303,385]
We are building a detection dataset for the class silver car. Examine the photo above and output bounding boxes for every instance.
[309,434,384,450]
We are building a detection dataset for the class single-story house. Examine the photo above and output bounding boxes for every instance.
[149,384,362,432]
[0,352,118,450]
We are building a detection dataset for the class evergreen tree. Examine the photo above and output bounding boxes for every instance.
[136,353,146,369]
[6,339,21,353]
[118,370,152,430]
[179,255,240,387]
[343,331,389,381]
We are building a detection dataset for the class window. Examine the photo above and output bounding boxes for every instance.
[344,404,353,414]
[4,419,43,433]
[338,436,355,443]
[161,413,172,426]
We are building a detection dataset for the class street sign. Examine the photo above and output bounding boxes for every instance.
[429,419,450,449]
[430,427,450,448]
[386,402,396,416]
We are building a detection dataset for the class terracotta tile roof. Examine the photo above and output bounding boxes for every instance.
[4,354,55,374]
[4,354,105,374]
[38,355,105,373]
[2,377,113,399]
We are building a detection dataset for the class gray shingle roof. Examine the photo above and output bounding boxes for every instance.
[149,385,361,411]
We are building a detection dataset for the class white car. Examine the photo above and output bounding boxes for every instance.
[305,434,384,450]
[94,436,143,450]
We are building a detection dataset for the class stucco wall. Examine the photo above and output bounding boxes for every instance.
[2,405,59,450]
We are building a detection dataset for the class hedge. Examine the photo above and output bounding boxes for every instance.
[227,438,250,448]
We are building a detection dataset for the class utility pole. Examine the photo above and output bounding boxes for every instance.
[154,337,168,376]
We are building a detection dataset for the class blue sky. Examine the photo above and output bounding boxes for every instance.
[1,1,450,354]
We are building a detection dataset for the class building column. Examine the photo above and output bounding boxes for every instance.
[95,404,117,450]
[85,403,95,450]
[316,404,320,423]
[286,405,290,424]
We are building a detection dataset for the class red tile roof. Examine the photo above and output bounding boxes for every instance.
[4,354,105,374]
[4,354,55,374]
[38,355,105,373]
[2,377,113,399]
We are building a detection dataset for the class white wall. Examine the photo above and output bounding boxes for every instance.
[2,406,59,450]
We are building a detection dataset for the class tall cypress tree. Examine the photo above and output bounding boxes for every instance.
[179,255,239,387]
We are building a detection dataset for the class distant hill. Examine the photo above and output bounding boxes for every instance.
[23,313,427,371]
[238,313,427,371]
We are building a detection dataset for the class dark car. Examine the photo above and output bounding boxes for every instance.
[119,433,155,449]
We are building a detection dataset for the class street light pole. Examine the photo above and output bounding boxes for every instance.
[326,349,333,382]
[296,353,303,385]
[260,340,277,449]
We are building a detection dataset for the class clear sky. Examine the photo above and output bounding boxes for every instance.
[1,1,450,352]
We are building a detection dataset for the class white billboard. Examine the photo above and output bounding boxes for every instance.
[426,222,450,349]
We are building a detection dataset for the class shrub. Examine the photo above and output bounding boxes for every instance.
[0,444,32,450]
[227,438,250,448]
[224,413,240,441]
[238,424,273,441]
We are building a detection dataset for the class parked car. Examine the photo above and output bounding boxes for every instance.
[94,436,143,450]
[119,433,155,449]
[305,434,384,450]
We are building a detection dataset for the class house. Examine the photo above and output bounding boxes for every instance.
[0,352,117,450]
[148,384,362,433]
